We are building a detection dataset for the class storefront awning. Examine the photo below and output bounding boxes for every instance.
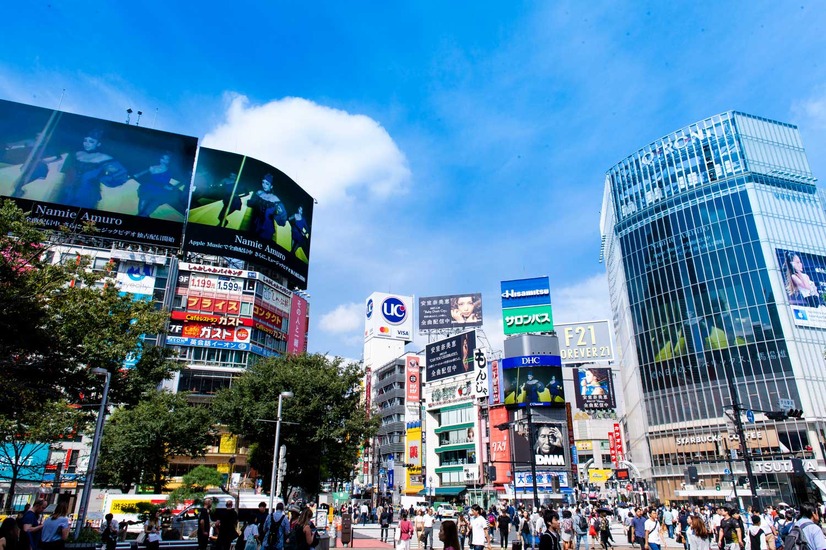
[417,487,468,497]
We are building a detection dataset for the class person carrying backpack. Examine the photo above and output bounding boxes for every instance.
[263,503,291,550]
[748,515,775,550]
[784,503,826,550]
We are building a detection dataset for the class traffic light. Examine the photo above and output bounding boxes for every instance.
[787,409,804,419]
[765,411,788,421]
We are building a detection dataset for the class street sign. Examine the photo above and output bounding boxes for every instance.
[723,468,731,475]
[746,410,755,424]
[779,398,795,410]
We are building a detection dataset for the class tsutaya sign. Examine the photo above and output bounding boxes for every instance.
[753,460,816,474]
[640,127,717,166]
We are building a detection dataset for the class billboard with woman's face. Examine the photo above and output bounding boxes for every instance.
[0,99,197,246]
[183,148,314,290]
[574,366,616,411]
[776,248,826,329]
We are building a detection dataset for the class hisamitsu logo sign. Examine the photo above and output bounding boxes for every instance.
[500,277,552,309]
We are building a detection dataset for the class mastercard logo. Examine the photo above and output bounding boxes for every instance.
[379,326,390,334]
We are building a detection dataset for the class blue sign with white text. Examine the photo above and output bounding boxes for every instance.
[502,355,562,369]
[500,277,552,309]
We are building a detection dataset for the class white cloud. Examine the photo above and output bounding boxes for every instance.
[552,273,612,325]
[202,94,411,204]
[319,302,364,334]
[792,87,826,130]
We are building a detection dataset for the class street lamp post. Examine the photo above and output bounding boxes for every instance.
[268,391,293,511]
[74,367,111,540]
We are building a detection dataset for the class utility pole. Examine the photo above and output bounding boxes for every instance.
[722,357,760,511]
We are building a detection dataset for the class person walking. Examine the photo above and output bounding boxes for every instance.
[198,498,214,550]
[398,511,414,550]
[644,510,664,550]
[380,508,392,543]
[498,509,511,549]
[470,505,492,550]
[458,514,469,550]
[423,508,436,550]
[21,499,46,550]
[262,502,290,550]
[572,509,587,550]
[39,503,70,550]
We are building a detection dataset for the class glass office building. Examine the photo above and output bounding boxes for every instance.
[601,112,826,503]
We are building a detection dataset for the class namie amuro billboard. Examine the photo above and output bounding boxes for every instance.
[0,99,197,246]
[184,148,314,290]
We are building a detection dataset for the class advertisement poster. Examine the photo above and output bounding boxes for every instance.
[184,147,314,290]
[488,406,512,484]
[574,367,616,410]
[502,364,564,407]
[425,331,476,382]
[418,293,483,330]
[287,294,308,354]
[776,248,826,329]
[512,422,567,469]
[405,355,421,403]
[472,348,490,399]
[0,99,197,246]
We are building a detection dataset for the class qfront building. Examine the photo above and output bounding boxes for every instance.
[601,111,826,504]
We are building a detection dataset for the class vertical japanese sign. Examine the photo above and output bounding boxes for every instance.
[405,355,421,404]
[288,293,308,354]
[472,348,489,399]
[488,406,512,484]
[613,422,624,464]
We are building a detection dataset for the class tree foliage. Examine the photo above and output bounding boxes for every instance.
[0,200,184,507]
[167,465,224,507]
[96,391,217,494]
[0,199,180,419]
[211,353,378,498]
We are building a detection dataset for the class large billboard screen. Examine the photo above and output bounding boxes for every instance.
[776,248,826,329]
[184,147,314,290]
[501,355,564,407]
[557,320,615,363]
[425,331,476,382]
[512,421,567,469]
[0,99,197,246]
[573,366,616,411]
[418,293,483,330]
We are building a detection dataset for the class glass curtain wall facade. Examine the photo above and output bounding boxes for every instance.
[602,112,826,503]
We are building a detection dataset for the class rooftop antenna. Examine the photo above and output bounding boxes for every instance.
[136,110,143,127]
[126,108,133,125]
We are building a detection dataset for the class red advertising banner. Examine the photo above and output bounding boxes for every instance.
[181,323,251,343]
[488,406,512,484]
[170,311,252,327]
[405,356,421,403]
[287,294,308,354]
[613,422,624,461]
[608,432,617,468]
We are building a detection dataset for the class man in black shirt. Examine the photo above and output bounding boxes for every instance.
[198,497,214,550]
[214,499,239,550]
[718,508,742,550]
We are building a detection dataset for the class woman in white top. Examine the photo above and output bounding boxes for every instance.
[685,515,712,550]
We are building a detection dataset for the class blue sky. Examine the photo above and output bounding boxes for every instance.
[3,2,826,359]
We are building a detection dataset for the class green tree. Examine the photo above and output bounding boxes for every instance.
[211,354,378,498]
[96,391,217,493]
[0,200,182,508]
[0,199,180,417]
[166,465,224,506]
